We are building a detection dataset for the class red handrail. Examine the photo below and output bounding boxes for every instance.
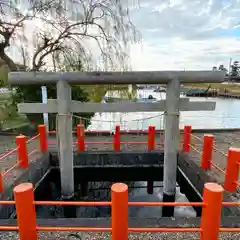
[0,182,238,240]
[0,123,239,239]
[184,126,240,194]
[0,123,239,196]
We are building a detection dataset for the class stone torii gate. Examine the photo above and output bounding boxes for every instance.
[8,71,225,204]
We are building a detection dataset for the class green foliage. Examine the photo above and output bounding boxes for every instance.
[0,0,139,131]
[13,85,94,130]
[212,61,240,77]
[231,61,240,77]
[212,64,228,76]
[0,90,22,129]
[0,63,9,87]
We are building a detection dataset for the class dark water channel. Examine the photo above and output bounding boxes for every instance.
[34,169,197,219]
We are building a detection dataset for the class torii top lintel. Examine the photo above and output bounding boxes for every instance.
[8,71,225,85]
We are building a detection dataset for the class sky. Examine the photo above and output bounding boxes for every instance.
[4,0,240,71]
[128,0,240,70]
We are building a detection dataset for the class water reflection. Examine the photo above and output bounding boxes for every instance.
[128,181,196,218]
[76,181,196,218]
[36,181,196,218]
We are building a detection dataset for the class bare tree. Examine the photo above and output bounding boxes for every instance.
[0,0,9,14]
[0,0,140,72]
[0,0,65,70]
[0,0,138,125]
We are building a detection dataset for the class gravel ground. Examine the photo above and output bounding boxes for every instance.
[0,131,239,239]
[0,231,239,239]
[0,135,41,188]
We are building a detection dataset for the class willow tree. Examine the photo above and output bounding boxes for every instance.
[0,0,139,72]
[0,58,8,87]
[0,0,139,126]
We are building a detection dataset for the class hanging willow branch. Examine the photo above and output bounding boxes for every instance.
[0,0,140,72]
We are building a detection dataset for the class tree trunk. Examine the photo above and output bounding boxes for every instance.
[0,51,18,71]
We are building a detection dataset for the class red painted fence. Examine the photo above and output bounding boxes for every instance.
[182,125,240,192]
[0,124,239,239]
[0,182,239,240]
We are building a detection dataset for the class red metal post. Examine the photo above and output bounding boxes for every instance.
[0,172,3,193]
[14,183,37,240]
[201,134,214,170]
[182,125,192,152]
[200,183,223,240]
[147,181,153,194]
[224,147,240,192]
[111,183,128,240]
[113,125,120,151]
[148,125,156,150]
[16,135,29,168]
[77,124,85,152]
[38,124,48,152]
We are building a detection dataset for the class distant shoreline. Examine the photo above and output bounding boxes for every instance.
[182,82,240,98]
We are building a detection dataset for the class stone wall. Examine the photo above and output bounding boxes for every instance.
[0,153,50,219]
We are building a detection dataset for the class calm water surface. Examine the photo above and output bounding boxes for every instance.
[88,90,240,131]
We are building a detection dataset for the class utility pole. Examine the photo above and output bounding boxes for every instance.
[228,57,232,84]
[41,86,49,131]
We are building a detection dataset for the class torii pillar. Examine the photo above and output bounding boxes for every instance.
[56,80,74,199]
[162,78,180,217]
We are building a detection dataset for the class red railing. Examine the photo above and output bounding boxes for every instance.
[182,125,240,193]
[0,124,162,192]
[0,132,41,193]
[0,182,239,240]
[47,124,164,150]
[73,124,160,151]
[0,124,239,194]
[224,147,240,191]
[0,124,239,238]
[48,124,165,147]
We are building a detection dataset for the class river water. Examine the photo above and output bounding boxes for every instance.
[88,89,240,131]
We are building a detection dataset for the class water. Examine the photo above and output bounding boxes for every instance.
[127,182,196,218]
[88,90,240,131]
[76,181,196,218]
[36,180,196,218]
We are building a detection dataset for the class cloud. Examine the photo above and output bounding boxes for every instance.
[5,0,240,72]
[129,0,240,70]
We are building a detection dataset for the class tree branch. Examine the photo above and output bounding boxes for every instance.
[1,0,140,73]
